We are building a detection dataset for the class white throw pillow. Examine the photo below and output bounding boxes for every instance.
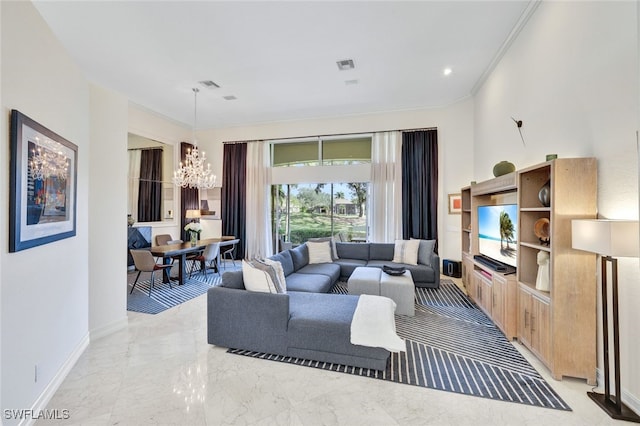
[242,260,277,293]
[307,241,333,264]
[392,239,420,265]
[262,258,287,293]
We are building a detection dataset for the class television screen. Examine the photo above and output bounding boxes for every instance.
[478,204,518,268]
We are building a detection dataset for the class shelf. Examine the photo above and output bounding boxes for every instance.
[520,207,551,212]
[520,242,551,252]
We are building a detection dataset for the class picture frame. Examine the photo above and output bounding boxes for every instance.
[9,110,78,252]
[448,193,462,214]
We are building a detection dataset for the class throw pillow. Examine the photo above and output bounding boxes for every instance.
[261,258,287,293]
[308,236,339,259]
[242,260,277,293]
[307,241,333,264]
[392,239,420,265]
[411,238,436,266]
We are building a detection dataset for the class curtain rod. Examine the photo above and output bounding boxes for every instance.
[127,147,163,151]
[221,126,437,144]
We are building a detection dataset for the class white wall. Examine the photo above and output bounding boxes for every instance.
[474,0,639,408]
[198,99,475,261]
[89,85,128,338]
[1,2,90,421]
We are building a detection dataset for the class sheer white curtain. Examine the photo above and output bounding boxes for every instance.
[245,141,273,259]
[369,131,402,243]
[128,149,141,221]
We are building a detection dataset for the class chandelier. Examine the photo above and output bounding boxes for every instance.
[30,138,69,181]
[173,88,217,189]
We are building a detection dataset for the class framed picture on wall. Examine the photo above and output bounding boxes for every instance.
[9,110,78,252]
[448,193,462,214]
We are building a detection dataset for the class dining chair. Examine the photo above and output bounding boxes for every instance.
[130,249,174,297]
[155,234,173,246]
[188,242,221,279]
[221,238,240,269]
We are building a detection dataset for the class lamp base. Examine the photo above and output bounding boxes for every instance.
[588,391,640,423]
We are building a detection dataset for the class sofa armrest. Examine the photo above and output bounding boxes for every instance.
[431,253,440,287]
[207,287,289,354]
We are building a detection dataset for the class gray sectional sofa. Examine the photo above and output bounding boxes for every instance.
[207,271,389,370]
[206,239,439,370]
[334,241,440,288]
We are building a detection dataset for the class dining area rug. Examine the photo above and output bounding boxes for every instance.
[127,262,238,314]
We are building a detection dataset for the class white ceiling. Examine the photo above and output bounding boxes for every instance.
[33,1,535,129]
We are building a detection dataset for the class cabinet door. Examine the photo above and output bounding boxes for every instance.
[530,296,551,365]
[471,271,482,305]
[481,276,493,316]
[518,287,532,347]
[492,276,505,330]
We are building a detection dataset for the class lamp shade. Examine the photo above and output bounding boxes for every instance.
[185,209,201,219]
[572,219,639,257]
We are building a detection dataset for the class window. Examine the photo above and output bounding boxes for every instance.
[272,182,369,245]
[271,135,371,167]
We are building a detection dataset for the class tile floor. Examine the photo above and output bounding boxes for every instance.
[38,274,623,425]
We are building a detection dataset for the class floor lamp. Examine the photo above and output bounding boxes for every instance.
[572,219,640,423]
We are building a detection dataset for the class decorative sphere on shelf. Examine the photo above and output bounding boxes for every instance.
[493,161,516,177]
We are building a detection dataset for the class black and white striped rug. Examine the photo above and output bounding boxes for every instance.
[127,264,233,314]
[228,280,571,411]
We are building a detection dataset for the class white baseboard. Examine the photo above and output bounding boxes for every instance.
[90,316,128,341]
[595,368,640,416]
[21,333,90,426]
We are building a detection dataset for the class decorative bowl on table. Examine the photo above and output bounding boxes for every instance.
[383,265,406,276]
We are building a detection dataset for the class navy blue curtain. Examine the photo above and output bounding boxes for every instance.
[138,148,162,222]
[222,143,247,259]
[401,129,438,247]
[180,142,200,241]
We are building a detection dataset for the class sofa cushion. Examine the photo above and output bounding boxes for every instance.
[307,241,333,264]
[336,242,370,261]
[270,250,295,276]
[392,239,420,265]
[296,263,341,283]
[366,260,436,284]
[285,272,333,293]
[308,236,338,260]
[369,243,394,261]
[414,239,436,266]
[287,292,389,360]
[262,258,287,293]
[220,270,245,289]
[290,244,309,271]
[242,260,278,293]
[334,258,368,278]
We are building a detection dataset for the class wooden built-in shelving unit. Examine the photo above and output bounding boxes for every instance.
[461,158,597,384]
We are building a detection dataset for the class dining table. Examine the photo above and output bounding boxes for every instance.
[149,236,239,286]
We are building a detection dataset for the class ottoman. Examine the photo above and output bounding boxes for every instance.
[380,271,415,316]
[347,266,381,295]
[348,267,415,316]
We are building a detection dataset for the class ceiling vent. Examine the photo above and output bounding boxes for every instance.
[336,59,355,71]
[223,95,237,101]
[199,80,220,89]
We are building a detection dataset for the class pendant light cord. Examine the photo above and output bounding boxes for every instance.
[192,87,199,146]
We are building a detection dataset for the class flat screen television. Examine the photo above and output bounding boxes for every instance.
[477,204,518,268]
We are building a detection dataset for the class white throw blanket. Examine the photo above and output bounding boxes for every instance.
[350,294,406,352]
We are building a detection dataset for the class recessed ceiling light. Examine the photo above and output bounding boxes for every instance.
[223,95,237,101]
[336,59,355,71]
[199,80,220,89]
[443,68,453,76]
